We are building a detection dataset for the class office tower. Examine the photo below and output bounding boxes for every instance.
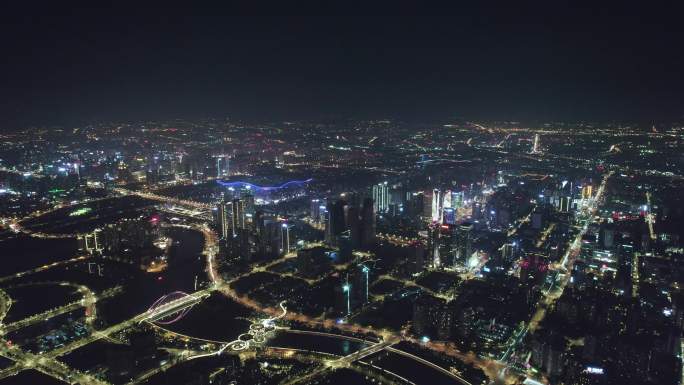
[532,133,540,153]
[310,199,321,222]
[317,203,327,224]
[452,222,473,267]
[242,193,255,215]
[431,189,441,222]
[325,200,347,246]
[232,198,246,232]
[452,191,464,209]
[261,220,282,259]
[443,207,456,225]
[345,205,361,248]
[559,196,571,213]
[427,223,441,268]
[372,182,389,213]
[501,243,515,262]
[442,190,452,208]
[216,198,246,239]
[280,222,291,255]
[603,227,615,249]
[254,210,265,236]
[217,200,233,239]
[216,156,229,178]
[360,198,376,247]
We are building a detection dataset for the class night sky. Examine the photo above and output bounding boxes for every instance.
[1,3,683,127]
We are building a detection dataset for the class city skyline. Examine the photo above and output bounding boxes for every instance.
[0,4,683,385]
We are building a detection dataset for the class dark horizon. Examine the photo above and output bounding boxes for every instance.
[2,3,683,128]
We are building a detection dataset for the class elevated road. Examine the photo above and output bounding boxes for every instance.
[283,337,398,385]
[386,346,474,385]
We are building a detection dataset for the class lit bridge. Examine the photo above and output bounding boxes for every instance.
[215,179,312,191]
[142,290,210,324]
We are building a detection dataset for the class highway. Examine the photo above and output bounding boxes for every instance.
[0,342,109,385]
[0,255,90,284]
[283,338,399,385]
[114,187,212,210]
[1,285,122,334]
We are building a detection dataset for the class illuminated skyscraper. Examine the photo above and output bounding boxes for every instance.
[217,200,233,239]
[216,155,229,177]
[217,198,247,239]
[532,133,540,153]
[427,223,441,268]
[501,243,515,262]
[232,198,246,231]
[310,199,321,222]
[372,182,389,213]
[431,189,442,222]
[280,222,291,255]
[452,191,464,209]
[443,190,452,208]
[559,196,571,213]
[443,207,456,225]
[452,222,473,267]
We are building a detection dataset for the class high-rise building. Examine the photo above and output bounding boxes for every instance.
[217,200,233,239]
[452,222,473,267]
[427,223,441,268]
[310,199,321,222]
[443,190,452,208]
[532,133,541,153]
[325,200,347,246]
[216,198,247,239]
[431,189,442,222]
[372,182,389,213]
[452,191,464,209]
[443,207,456,225]
[360,198,376,247]
[216,156,229,178]
[501,243,516,262]
[242,193,255,215]
[345,205,361,248]
[78,229,103,254]
[602,227,614,249]
[559,196,571,213]
[280,222,291,255]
